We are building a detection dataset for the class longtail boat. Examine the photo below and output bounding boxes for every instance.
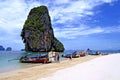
[20,57,50,63]
[19,54,51,63]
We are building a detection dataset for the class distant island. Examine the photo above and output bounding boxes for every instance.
[21,49,25,51]
[0,45,12,51]
[6,47,12,51]
[0,45,5,51]
[21,5,64,52]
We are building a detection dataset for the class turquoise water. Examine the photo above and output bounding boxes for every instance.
[64,50,120,54]
[0,51,43,73]
[0,51,64,73]
[0,50,120,73]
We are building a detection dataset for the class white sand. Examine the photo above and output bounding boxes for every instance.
[0,56,97,80]
[38,54,120,80]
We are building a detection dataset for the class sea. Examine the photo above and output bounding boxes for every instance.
[0,50,120,73]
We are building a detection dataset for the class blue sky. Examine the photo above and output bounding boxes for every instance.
[0,0,120,50]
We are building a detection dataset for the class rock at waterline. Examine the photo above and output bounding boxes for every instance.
[21,5,64,52]
[6,47,12,51]
[0,45,5,51]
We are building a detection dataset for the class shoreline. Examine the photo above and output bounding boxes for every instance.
[38,53,120,80]
[0,63,41,73]
[0,55,99,80]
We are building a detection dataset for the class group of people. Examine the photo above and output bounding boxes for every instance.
[47,51,60,62]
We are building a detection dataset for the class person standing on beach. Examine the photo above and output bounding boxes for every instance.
[69,54,72,60]
[57,52,60,62]
[54,52,61,62]
[86,48,91,55]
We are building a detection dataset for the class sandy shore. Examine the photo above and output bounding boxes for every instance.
[0,55,98,80]
[38,54,120,80]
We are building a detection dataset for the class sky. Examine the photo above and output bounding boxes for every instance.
[0,0,120,50]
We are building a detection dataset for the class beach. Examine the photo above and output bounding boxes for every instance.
[0,55,98,80]
[38,54,120,80]
[0,54,120,80]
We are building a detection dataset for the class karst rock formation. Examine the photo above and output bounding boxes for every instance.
[21,6,64,52]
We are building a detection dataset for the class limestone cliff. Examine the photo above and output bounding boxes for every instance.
[21,5,64,52]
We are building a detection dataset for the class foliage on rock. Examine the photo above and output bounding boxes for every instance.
[21,5,64,52]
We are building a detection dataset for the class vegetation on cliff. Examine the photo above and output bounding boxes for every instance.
[23,6,50,30]
[21,5,64,52]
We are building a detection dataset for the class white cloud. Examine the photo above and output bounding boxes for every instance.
[104,26,120,33]
[50,0,115,24]
[54,25,120,39]
[54,0,69,4]
[50,0,117,39]
[0,0,116,31]
[53,25,103,39]
[0,0,42,50]
[0,0,117,50]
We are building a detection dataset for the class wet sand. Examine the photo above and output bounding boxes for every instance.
[0,55,98,80]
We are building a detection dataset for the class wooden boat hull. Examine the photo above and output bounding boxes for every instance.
[62,54,79,58]
[20,57,50,63]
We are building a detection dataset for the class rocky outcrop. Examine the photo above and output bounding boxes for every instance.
[21,49,25,51]
[21,5,64,52]
[0,45,5,51]
[6,47,12,51]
